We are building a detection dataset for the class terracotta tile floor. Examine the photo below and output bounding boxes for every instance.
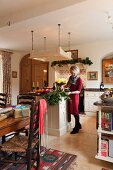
[47,115,113,170]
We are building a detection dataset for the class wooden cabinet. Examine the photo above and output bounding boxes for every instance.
[32,59,48,88]
[20,54,49,93]
[84,91,103,116]
[102,59,113,84]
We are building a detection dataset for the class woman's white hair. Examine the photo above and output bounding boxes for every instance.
[70,65,80,75]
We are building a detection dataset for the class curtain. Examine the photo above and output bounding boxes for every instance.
[1,51,12,104]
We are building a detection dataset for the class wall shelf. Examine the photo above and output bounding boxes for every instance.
[95,155,113,163]
[97,129,113,135]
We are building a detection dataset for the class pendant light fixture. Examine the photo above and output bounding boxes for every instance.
[30,30,45,61]
[29,24,71,61]
[68,32,71,51]
[43,24,71,60]
[31,30,34,52]
[48,24,71,60]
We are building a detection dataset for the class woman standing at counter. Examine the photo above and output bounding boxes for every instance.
[67,65,83,134]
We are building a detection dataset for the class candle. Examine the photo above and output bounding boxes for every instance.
[37,82,39,87]
[36,82,39,90]
[32,82,35,87]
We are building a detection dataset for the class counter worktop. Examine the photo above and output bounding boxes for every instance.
[85,88,103,92]
[85,88,113,92]
[94,101,113,107]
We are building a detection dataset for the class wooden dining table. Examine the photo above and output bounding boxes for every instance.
[0,116,30,137]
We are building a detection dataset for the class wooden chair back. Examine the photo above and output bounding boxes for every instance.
[17,94,35,106]
[28,100,39,148]
[0,93,7,108]
[27,100,40,168]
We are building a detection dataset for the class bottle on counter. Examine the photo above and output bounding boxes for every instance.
[100,82,104,91]
[32,82,35,92]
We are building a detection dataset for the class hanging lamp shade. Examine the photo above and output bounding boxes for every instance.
[30,30,45,61]
[30,46,71,61]
[29,24,71,61]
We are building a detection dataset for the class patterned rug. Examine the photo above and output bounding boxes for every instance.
[0,147,77,170]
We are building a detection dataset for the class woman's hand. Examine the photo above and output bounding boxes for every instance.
[67,92,71,95]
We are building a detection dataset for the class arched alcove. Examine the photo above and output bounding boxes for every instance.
[102,53,113,84]
[20,54,49,93]
[102,52,113,60]
[20,54,32,93]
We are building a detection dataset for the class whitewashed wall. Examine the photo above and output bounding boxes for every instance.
[11,52,25,105]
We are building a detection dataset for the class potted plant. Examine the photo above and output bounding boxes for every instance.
[41,90,69,105]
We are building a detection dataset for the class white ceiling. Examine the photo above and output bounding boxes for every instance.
[0,0,113,53]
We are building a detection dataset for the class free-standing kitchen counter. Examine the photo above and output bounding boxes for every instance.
[47,97,68,136]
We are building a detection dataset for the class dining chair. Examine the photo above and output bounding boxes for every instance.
[17,94,36,136]
[17,94,36,106]
[0,93,8,143]
[0,100,40,170]
[0,93,7,108]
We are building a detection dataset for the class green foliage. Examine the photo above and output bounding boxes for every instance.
[51,57,93,67]
[41,90,69,105]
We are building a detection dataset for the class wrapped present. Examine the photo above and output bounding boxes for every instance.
[14,105,30,118]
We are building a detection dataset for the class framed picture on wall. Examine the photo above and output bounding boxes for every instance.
[87,71,98,80]
[65,49,78,59]
[12,71,17,78]
[71,50,78,59]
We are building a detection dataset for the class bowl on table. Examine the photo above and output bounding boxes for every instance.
[100,94,113,103]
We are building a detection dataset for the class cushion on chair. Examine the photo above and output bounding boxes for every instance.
[0,93,7,108]
[1,135,39,153]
